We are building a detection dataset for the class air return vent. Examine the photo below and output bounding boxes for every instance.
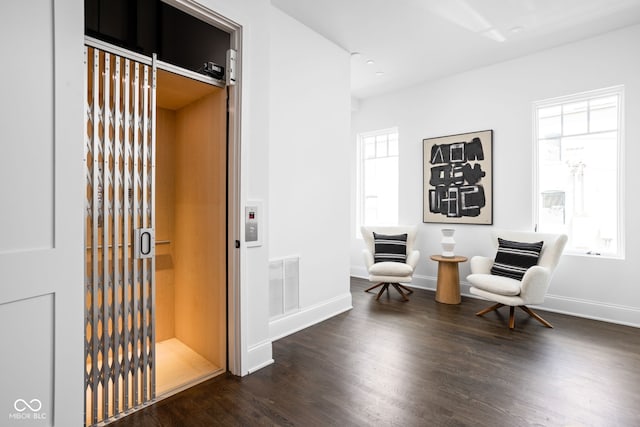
[269,256,300,319]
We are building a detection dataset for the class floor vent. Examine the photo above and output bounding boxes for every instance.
[269,256,300,319]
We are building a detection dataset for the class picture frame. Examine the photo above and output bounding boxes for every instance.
[423,130,493,225]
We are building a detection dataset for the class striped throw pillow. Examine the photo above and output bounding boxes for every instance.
[373,232,407,263]
[491,238,544,280]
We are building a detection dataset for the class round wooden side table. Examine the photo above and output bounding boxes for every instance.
[430,255,468,304]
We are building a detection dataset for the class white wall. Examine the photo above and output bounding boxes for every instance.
[351,25,640,327]
[268,7,353,340]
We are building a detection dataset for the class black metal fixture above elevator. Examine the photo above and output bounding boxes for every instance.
[85,0,230,80]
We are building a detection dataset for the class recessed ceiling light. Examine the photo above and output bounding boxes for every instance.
[366,60,375,65]
[375,71,385,77]
[350,52,362,59]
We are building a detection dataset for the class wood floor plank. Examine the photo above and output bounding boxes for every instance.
[109,278,640,426]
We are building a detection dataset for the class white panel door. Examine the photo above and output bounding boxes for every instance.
[0,1,84,426]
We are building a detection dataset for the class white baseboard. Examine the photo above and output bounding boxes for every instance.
[350,266,368,280]
[352,269,438,291]
[406,273,438,291]
[350,270,640,328]
[245,339,274,375]
[536,294,640,328]
[269,293,353,342]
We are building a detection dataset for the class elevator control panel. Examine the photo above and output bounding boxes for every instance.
[245,206,259,244]
[134,228,155,259]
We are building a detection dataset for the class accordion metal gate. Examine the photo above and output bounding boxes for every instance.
[84,46,156,426]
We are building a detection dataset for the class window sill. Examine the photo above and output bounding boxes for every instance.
[564,250,624,261]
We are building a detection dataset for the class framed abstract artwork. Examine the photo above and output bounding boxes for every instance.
[423,130,493,224]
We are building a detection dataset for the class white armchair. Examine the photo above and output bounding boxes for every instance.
[361,225,420,301]
[467,230,567,329]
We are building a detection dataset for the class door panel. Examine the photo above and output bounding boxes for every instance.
[0,0,54,254]
[0,1,84,426]
[0,295,54,425]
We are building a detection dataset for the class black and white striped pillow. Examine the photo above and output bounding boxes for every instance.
[491,238,543,280]
[373,232,407,263]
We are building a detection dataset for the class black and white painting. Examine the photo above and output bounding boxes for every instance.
[423,130,493,224]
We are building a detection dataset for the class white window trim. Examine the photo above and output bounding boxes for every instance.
[532,85,625,259]
[355,127,399,238]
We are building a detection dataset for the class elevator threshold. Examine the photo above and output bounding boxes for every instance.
[156,337,224,397]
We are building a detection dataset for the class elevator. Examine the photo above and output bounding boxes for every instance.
[83,43,230,426]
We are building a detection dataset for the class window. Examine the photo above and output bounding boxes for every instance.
[357,128,399,230]
[534,86,624,257]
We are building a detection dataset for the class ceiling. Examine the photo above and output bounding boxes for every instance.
[271,0,640,99]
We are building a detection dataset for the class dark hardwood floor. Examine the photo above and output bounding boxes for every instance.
[110,278,640,426]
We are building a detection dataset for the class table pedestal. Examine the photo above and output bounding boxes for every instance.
[430,255,468,304]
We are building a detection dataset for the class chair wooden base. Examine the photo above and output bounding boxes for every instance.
[365,282,413,302]
[475,303,553,329]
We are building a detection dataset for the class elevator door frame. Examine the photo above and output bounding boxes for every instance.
[83,0,243,375]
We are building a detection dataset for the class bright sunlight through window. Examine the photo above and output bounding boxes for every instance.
[534,86,624,257]
[357,128,399,231]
